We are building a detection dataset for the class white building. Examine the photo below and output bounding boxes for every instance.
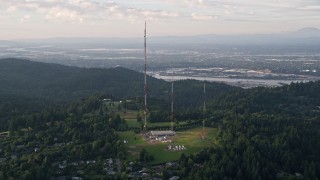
[150,130,176,137]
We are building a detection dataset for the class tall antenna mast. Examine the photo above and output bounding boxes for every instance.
[204,82,206,112]
[171,74,174,131]
[143,21,147,131]
[203,81,206,136]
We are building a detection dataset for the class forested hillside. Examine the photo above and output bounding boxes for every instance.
[0,95,126,179]
[0,58,156,101]
[0,58,237,130]
[1,58,320,179]
[0,58,236,104]
[177,81,320,179]
[0,59,237,179]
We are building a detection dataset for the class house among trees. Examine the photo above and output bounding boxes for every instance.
[101,99,111,102]
[0,132,9,138]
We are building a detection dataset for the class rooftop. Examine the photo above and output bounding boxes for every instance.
[150,130,176,136]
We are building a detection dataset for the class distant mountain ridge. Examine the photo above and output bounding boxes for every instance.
[294,27,320,33]
[289,27,320,38]
[1,27,319,46]
[150,27,320,45]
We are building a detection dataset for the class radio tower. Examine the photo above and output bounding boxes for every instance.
[143,21,148,131]
[171,75,174,131]
[202,81,206,137]
[203,82,206,113]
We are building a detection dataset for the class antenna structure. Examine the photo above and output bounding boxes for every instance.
[204,81,206,112]
[143,21,148,131]
[203,81,206,136]
[171,72,174,131]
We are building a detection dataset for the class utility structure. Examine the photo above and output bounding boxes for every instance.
[202,81,206,137]
[203,81,206,112]
[171,76,174,131]
[141,23,176,142]
[143,21,148,131]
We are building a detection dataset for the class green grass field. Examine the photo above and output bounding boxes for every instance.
[120,110,141,128]
[104,101,194,129]
[118,108,191,129]
[118,127,219,164]
[108,101,219,163]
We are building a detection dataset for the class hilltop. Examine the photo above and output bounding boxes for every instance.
[0,58,150,101]
[0,58,238,106]
[0,58,319,179]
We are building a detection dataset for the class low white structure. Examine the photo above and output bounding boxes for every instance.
[167,144,186,151]
[144,130,176,143]
[150,130,176,137]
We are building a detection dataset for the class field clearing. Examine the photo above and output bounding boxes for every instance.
[120,111,188,128]
[105,101,193,129]
[149,121,189,127]
[119,110,138,120]
[125,120,192,129]
[119,110,141,128]
[118,127,218,164]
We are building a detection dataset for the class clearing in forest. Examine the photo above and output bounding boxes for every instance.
[117,127,219,164]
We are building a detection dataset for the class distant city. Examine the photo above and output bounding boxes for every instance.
[1,27,320,88]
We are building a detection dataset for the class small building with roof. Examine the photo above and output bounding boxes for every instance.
[145,130,176,143]
[150,130,176,137]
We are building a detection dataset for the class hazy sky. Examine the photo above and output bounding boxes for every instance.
[0,0,320,39]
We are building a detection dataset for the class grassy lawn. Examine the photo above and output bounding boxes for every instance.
[119,110,141,128]
[109,101,219,163]
[125,120,192,129]
[148,121,188,127]
[104,102,193,129]
[126,119,142,128]
[119,110,138,120]
[120,114,188,128]
[117,127,219,164]
[173,128,218,154]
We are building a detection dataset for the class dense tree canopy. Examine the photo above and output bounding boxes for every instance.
[0,95,125,179]
[177,81,320,179]
[1,58,320,179]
